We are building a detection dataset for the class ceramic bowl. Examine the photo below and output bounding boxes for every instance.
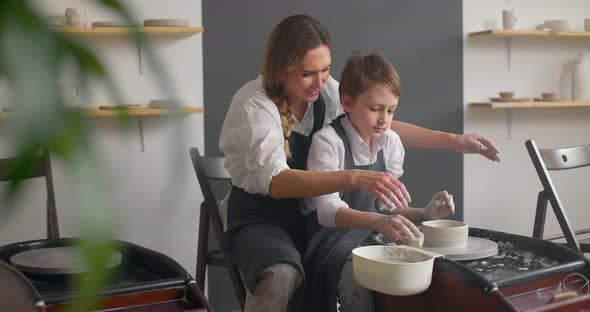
[542,92,558,101]
[499,91,514,99]
[352,245,438,296]
[544,20,572,33]
[421,220,468,248]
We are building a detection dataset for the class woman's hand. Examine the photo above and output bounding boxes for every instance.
[371,214,421,244]
[353,170,411,209]
[453,133,500,162]
[424,191,455,220]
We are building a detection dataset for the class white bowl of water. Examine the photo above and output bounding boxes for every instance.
[352,245,438,296]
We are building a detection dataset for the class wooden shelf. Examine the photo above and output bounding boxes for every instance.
[0,107,203,118]
[468,29,590,39]
[83,107,204,116]
[50,26,204,36]
[469,101,590,109]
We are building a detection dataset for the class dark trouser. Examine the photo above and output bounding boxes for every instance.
[228,224,306,311]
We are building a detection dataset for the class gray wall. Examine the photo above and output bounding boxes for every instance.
[203,1,462,310]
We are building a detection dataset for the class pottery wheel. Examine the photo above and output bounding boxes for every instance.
[10,246,122,274]
[421,237,498,261]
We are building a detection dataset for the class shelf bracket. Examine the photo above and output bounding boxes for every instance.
[504,37,512,72]
[137,117,146,152]
[135,36,145,75]
[505,108,513,140]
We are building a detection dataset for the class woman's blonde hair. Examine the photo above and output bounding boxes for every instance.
[339,51,401,100]
[261,15,331,159]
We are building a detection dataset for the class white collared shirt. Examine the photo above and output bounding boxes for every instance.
[303,115,405,227]
[219,75,343,196]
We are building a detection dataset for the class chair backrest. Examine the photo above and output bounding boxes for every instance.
[525,139,590,254]
[0,147,59,239]
[189,148,229,250]
[189,148,246,309]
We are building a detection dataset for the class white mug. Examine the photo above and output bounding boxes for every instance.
[58,84,80,107]
[65,7,87,27]
[502,10,517,30]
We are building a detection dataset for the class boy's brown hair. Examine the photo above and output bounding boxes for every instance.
[339,51,401,99]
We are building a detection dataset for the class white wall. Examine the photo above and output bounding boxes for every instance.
[464,0,590,237]
[0,0,204,275]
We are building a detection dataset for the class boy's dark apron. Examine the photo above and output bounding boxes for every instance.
[303,115,386,312]
[226,94,326,294]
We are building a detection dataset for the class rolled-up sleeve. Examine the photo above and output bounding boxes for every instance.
[385,130,405,178]
[304,127,348,227]
[220,84,291,196]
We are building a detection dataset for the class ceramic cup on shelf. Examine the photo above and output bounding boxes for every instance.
[65,7,87,27]
[58,84,80,107]
[502,10,517,30]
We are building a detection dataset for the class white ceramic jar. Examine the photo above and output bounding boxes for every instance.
[572,53,590,101]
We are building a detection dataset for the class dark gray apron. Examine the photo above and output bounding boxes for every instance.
[226,94,326,294]
[303,115,386,312]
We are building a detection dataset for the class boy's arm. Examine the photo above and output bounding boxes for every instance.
[394,207,427,222]
[335,207,421,242]
[390,120,500,161]
[394,191,455,222]
[303,127,357,227]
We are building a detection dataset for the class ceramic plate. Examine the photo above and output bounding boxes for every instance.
[421,237,498,261]
[534,98,561,102]
[10,246,122,274]
[91,21,139,27]
[99,105,144,110]
[490,97,533,102]
[143,19,189,27]
[148,99,182,108]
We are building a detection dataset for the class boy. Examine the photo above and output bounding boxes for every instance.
[302,52,455,312]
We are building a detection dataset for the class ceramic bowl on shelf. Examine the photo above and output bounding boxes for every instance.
[498,91,514,99]
[544,20,572,33]
[534,92,560,102]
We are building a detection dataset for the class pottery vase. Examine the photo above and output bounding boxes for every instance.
[572,53,590,101]
[65,7,87,27]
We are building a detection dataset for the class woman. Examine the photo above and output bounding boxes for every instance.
[219,14,499,312]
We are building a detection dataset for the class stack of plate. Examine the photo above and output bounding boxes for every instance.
[143,19,190,27]
[91,21,139,27]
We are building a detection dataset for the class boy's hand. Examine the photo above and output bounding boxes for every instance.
[424,191,455,220]
[454,133,500,162]
[372,214,421,244]
[355,170,411,209]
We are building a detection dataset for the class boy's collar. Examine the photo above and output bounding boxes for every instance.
[341,115,387,154]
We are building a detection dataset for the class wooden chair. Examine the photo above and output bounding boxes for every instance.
[189,148,246,309]
[0,147,59,239]
[525,139,590,254]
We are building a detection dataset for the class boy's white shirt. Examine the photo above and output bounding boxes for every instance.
[303,115,405,227]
